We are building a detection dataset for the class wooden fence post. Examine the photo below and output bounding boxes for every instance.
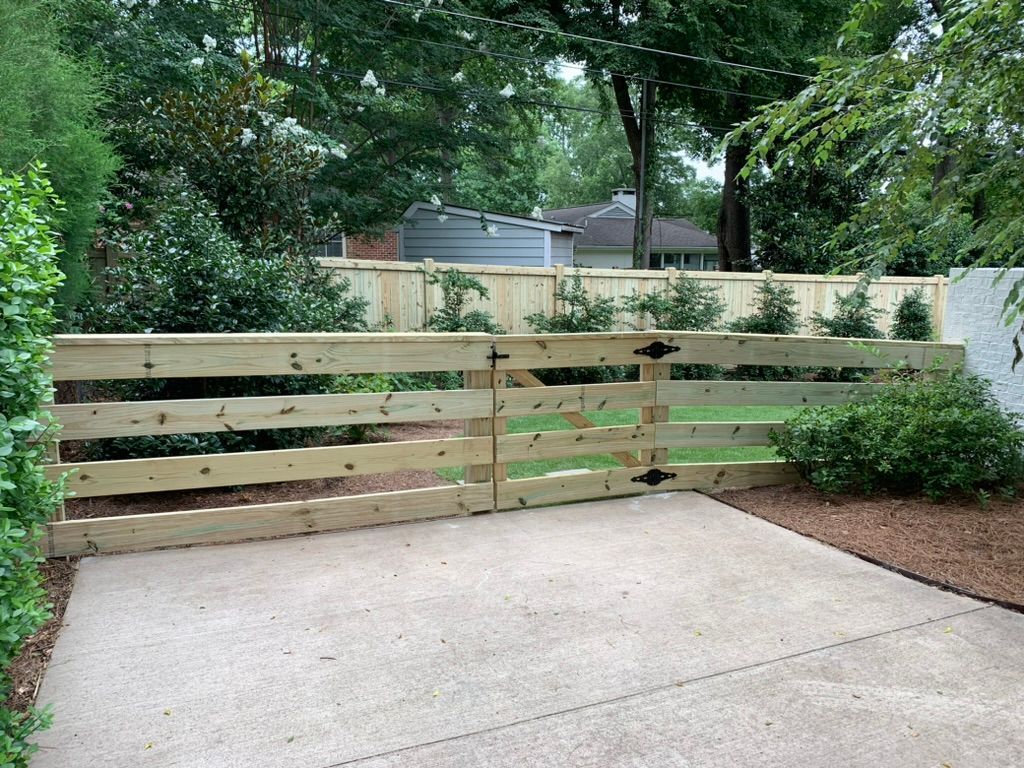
[553,263,565,315]
[640,362,671,465]
[463,368,494,488]
[932,274,947,339]
[422,258,435,329]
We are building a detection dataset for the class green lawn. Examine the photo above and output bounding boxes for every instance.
[440,405,801,481]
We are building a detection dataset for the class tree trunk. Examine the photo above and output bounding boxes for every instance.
[717,139,753,271]
[611,74,656,269]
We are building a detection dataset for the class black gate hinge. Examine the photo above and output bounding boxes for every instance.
[633,340,681,359]
[487,343,510,369]
[631,468,678,486]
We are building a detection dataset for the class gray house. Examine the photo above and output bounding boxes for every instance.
[398,201,581,267]
[544,188,719,270]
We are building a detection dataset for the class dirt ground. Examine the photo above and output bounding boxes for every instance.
[4,558,78,714]
[715,484,1024,608]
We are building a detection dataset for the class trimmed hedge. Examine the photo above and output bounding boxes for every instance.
[1,167,64,765]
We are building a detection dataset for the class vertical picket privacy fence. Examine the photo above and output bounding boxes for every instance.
[321,258,949,337]
[44,331,965,557]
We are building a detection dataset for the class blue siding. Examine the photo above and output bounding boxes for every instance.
[402,208,547,266]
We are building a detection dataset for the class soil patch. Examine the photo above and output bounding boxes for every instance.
[4,557,78,713]
[64,421,461,520]
[715,484,1024,607]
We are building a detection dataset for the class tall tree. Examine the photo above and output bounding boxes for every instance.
[2,0,117,311]
[733,0,1024,352]
[490,1,854,269]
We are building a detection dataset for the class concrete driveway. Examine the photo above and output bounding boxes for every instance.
[33,492,1024,767]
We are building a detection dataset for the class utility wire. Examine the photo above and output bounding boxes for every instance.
[204,0,798,105]
[378,0,816,81]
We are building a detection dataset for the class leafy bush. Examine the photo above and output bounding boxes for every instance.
[525,274,628,385]
[0,0,118,312]
[425,269,502,334]
[772,370,1024,500]
[728,275,802,381]
[624,274,726,380]
[811,291,885,382]
[1,168,64,766]
[890,288,934,341]
[82,189,368,458]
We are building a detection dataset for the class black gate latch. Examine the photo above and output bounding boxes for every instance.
[487,343,510,369]
[631,468,678,486]
[633,340,681,359]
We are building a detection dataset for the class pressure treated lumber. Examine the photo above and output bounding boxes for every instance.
[655,422,786,448]
[44,483,493,556]
[640,363,671,464]
[496,424,651,463]
[656,380,882,407]
[505,370,641,468]
[53,389,493,440]
[496,381,655,417]
[496,461,799,509]
[494,332,964,371]
[50,436,491,498]
[51,333,493,380]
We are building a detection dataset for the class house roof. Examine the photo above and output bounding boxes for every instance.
[403,201,584,234]
[544,202,717,250]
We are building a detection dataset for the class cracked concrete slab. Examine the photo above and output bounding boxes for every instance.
[32,492,1024,767]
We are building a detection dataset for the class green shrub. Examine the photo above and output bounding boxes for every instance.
[525,274,628,385]
[425,269,502,334]
[811,291,885,382]
[890,288,934,341]
[1,167,64,766]
[728,275,802,381]
[82,188,368,458]
[771,370,1024,500]
[624,274,726,380]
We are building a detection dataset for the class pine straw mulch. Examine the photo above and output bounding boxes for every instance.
[714,484,1024,608]
[4,557,79,715]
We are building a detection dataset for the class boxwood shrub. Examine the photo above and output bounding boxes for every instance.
[771,370,1024,500]
[1,167,64,765]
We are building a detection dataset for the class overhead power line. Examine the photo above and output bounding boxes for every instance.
[203,0,796,106]
[379,0,816,81]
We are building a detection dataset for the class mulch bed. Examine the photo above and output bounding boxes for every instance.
[715,484,1024,607]
[4,557,78,714]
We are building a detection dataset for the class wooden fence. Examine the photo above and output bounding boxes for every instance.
[42,331,965,557]
[321,258,949,337]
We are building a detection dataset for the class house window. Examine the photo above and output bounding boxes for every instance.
[655,252,717,271]
[320,234,346,259]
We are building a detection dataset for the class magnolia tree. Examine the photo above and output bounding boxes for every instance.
[730,0,1024,362]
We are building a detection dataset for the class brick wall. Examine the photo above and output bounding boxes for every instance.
[345,231,399,261]
[943,268,1024,413]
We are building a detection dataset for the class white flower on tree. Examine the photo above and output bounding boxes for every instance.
[499,83,515,99]
[375,86,386,97]
[484,223,499,237]
[437,213,448,223]
[189,57,204,69]
[360,70,378,88]
[202,34,216,51]
[239,128,255,147]
[531,206,543,220]
[430,193,443,207]
[329,145,347,160]
[451,71,465,83]
[458,30,475,41]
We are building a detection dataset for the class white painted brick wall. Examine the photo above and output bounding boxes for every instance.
[943,268,1024,413]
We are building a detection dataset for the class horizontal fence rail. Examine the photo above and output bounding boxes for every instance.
[319,258,949,337]
[42,331,965,557]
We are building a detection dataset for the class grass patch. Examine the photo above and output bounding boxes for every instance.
[439,405,800,481]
